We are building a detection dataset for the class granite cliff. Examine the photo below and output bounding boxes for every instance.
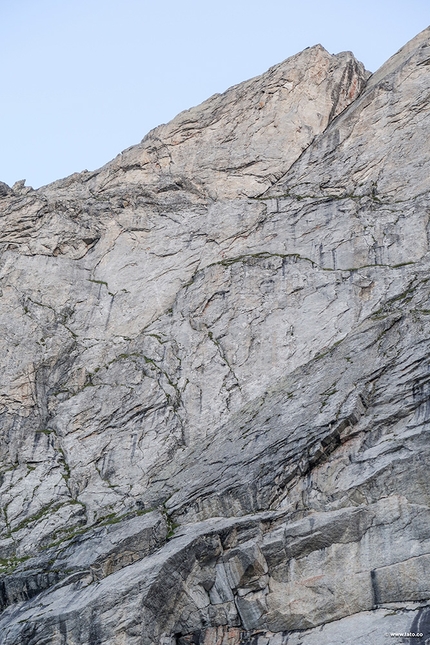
[0,27,429,645]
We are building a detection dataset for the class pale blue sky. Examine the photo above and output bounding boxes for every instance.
[1,0,429,188]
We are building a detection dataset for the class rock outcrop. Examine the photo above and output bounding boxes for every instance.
[0,26,429,645]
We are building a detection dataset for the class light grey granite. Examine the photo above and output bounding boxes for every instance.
[0,26,429,645]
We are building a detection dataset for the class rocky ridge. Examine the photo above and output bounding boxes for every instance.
[0,27,429,645]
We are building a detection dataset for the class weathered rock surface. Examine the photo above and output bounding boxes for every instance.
[0,26,429,645]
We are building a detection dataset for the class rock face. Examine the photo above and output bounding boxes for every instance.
[0,26,429,645]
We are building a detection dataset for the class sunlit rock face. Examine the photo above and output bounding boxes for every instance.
[0,26,429,645]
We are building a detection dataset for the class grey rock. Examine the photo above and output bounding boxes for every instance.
[0,510,166,612]
[177,606,430,645]
[0,182,11,198]
[224,540,268,591]
[209,564,234,604]
[0,24,430,645]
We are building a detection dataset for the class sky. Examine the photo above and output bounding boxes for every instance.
[1,0,429,189]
